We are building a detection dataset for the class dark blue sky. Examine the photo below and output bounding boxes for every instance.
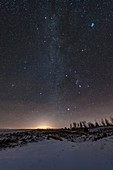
[0,0,113,128]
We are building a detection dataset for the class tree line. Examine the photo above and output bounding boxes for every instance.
[70,116,113,129]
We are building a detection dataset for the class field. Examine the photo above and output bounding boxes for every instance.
[0,126,113,149]
[0,127,113,170]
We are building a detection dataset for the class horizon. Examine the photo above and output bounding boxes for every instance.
[0,116,113,130]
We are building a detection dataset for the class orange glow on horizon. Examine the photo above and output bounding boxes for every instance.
[36,125,53,129]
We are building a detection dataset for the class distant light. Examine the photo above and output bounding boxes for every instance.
[37,125,52,129]
[67,108,70,111]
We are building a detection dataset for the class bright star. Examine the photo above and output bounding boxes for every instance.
[91,22,95,28]
[79,84,82,88]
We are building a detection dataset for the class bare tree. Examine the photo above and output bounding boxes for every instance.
[95,121,99,127]
[70,123,72,129]
[79,122,83,128]
[82,121,87,128]
[110,117,113,124]
[88,122,95,128]
[73,122,76,129]
[105,118,110,126]
[101,119,106,126]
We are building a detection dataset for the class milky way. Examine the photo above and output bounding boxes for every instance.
[0,0,113,128]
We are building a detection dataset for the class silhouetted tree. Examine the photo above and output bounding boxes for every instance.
[95,121,99,127]
[70,124,72,129]
[88,122,95,128]
[73,122,76,129]
[82,121,87,128]
[79,122,82,128]
[105,119,110,126]
[76,123,80,128]
[101,119,106,126]
[110,117,113,124]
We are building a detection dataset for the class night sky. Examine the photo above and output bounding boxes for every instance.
[0,0,113,129]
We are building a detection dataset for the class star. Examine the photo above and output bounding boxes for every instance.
[76,79,79,85]
[67,108,70,111]
[11,84,15,87]
[91,22,95,28]
[79,84,82,88]
[81,48,86,52]
[24,66,27,70]
[74,70,77,73]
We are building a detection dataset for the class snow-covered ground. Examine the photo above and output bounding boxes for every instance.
[0,136,113,170]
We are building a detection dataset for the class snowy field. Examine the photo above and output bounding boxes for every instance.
[0,134,113,170]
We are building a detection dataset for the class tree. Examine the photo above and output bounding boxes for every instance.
[105,119,110,126]
[110,117,113,124]
[79,122,83,128]
[88,122,95,128]
[101,119,106,126]
[82,121,87,128]
[70,123,72,129]
[73,122,76,129]
[95,121,99,127]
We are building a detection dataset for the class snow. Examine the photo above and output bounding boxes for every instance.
[0,136,113,170]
